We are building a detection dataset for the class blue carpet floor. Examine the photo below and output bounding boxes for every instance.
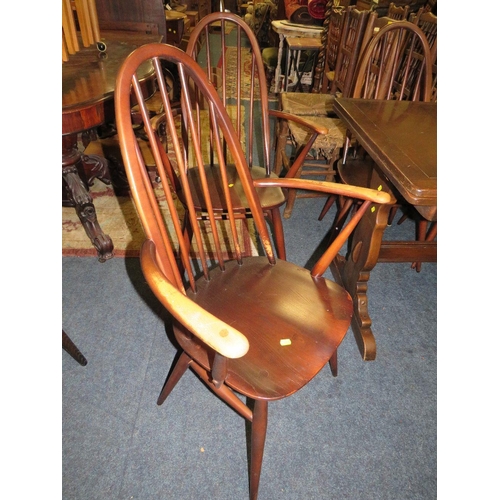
[63,197,437,500]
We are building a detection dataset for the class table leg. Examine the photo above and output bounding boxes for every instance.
[274,34,284,93]
[62,134,114,262]
[330,167,393,361]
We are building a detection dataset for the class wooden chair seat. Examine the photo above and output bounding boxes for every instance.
[280,92,336,116]
[184,166,286,212]
[176,257,351,399]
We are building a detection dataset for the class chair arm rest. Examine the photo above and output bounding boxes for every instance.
[140,240,250,359]
[269,109,329,135]
[253,177,393,205]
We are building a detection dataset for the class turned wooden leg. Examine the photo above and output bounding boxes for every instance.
[318,194,336,221]
[157,351,192,405]
[250,399,268,500]
[328,197,355,244]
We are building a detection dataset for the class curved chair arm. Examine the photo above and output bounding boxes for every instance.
[270,109,330,179]
[269,109,330,136]
[254,177,392,277]
[140,240,250,359]
[253,177,392,205]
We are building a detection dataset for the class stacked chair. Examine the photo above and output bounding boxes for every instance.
[274,5,377,218]
[276,4,437,271]
[114,42,391,500]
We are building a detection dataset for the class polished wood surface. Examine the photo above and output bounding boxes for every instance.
[63,31,159,134]
[334,98,436,218]
[62,31,161,262]
[114,42,391,500]
[331,97,436,361]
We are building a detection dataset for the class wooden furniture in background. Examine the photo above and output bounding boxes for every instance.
[318,20,432,222]
[356,0,426,17]
[274,7,375,219]
[270,19,323,93]
[184,13,329,260]
[62,0,102,61]
[94,0,167,40]
[331,98,436,360]
[284,36,323,92]
[114,41,391,500]
[387,1,410,19]
[62,31,160,261]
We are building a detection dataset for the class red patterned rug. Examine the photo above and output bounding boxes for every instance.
[62,177,257,259]
[62,105,257,260]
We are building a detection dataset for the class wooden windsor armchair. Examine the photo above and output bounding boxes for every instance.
[114,42,391,500]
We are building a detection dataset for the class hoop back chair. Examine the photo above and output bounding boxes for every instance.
[114,43,391,500]
[184,12,328,258]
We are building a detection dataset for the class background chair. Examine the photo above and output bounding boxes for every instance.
[114,42,391,500]
[274,6,376,219]
[387,2,410,20]
[184,12,328,259]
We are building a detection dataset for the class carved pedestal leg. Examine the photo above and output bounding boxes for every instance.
[330,168,395,361]
[62,135,114,262]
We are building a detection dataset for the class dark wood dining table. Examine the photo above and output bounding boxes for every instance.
[62,31,161,262]
[330,98,437,361]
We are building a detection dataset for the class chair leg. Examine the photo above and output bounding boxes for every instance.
[318,194,336,221]
[387,205,400,226]
[62,330,88,366]
[249,399,268,500]
[328,197,355,243]
[329,349,338,377]
[269,207,286,260]
[157,351,192,405]
[273,119,289,175]
[411,221,437,272]
[283,166,302,219]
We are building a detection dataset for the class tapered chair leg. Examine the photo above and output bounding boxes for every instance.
[157,351,192,405]
[411,220,437,272]
[62,330,88,366]
[387,205,400,226]
[250,399,268,500]
[318,194,336,221]
[328,197,355,243]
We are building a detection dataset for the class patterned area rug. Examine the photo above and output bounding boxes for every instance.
[62,177,257,259]
[62,106,257,260]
